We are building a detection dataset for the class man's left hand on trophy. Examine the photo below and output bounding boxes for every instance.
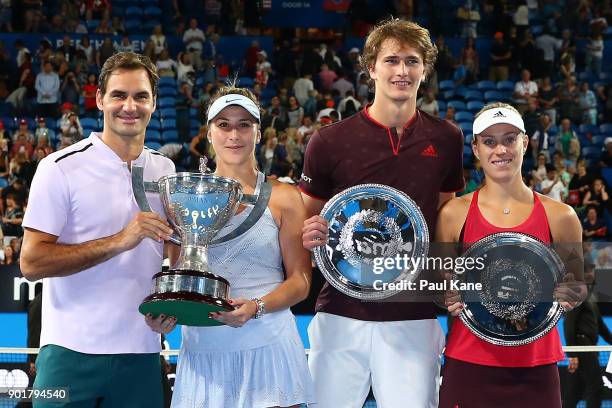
[146,313,177,334]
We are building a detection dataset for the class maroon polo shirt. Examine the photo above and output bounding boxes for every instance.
[299,107,465,321]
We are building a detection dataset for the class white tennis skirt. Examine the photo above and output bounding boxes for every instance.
[171,321,315,408]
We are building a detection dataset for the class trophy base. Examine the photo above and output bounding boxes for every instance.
[139,292,234,326]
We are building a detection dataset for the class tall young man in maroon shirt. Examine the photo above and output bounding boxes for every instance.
[299,19,464,408]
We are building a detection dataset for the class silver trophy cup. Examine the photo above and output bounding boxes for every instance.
[133,165,256,326]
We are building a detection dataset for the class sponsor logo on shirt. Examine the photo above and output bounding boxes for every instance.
[420,144,438,157]
[300,173,312,183]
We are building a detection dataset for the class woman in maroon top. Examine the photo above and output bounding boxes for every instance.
[437,102,585,408]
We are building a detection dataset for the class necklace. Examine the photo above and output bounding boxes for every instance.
[503,208,510,215]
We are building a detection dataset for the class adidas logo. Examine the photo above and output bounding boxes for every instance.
[421,144,438,157]
[492,110,506,118]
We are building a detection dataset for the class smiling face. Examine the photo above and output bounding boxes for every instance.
[209,105,259,167]
[369,39,425,104]
[96,68,156,140]
[473,123,528,183]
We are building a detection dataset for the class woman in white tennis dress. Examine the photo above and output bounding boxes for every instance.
[146,84,315,408]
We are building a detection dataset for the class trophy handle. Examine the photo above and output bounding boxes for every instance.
[240,194,258,205]
[131,166,182,245]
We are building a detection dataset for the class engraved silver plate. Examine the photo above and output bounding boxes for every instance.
[457,232,565,346]
[313,184,429,300]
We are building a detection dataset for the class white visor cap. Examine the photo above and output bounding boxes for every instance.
[473,107,526,135]
[207,94,260,123]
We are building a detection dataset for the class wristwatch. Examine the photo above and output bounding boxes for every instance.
[251,298,266,319]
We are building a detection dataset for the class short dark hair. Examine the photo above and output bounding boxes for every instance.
[98,52,159,97]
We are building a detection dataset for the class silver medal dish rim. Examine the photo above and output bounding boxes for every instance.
[158,172,244,240]
[457,231,565,346]
[313,183,429,300]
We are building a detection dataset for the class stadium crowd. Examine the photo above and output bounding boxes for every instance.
[0,1,609,267]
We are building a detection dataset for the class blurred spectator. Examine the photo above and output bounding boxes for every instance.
[2,245,15,265]
[6,51,35,115]
[456,0,480,38]
[319,63,338,92]
[296,116,315,144]
[417,89,439,117]
[530,113,553,162]
[513,69,538,114]
[60,112,83,145]
[23,0,43,32]
[259,129,277,175]
[538,76,558,125]
[96,37,116,68]
[60,71,81,106]
[35,39,53,64]
[183,18,206,70]
[156,49,177,78]
[150,25,167,57]
[1,178,27,214]
[82,74,98,117]
[77,35,95,66]
[85,0,111,20]
[34,117,55,146]
[512,1,529,36]
[111,16,125,35]
[582,206,608,242]
[255,50,272,88]
[583,178,609,215]
[331,72,354,101]
[189,125,210,171]
[12,119,34,144]
[531,153,549,185]
[461,37,479,83]
[557,76,580,123]
[559,44,576,81]
[14,39,30,67]
[0,139,9,181]
[177,52,195,83]
[8,150,31,189]
[585,33,604,76]
[599,137,612,168]
[338,90,362,118]
[534,28,562,78]
[317,108,340,126]
[568,160,592,208]
[57,35,76,63]
[489,31,511,81]
[94,17,115,35]
[11,132,34,162]
[262,108,287,134]
[303,89,318,119]
[444,105,458,126]
[293,73,314,108]
[36,133,54,157]
[556,118,581,168]
[197,82,215,121]
[0,0,12,32]
[176,73,195,142]
[244,40,261,77]
[116,35,134,53]
[285,127,304,174]
[0,121,8,142]
[287,96,304,129]
[35,61,60,119]
[204,0,222,26]
[539,164,566,202]
[578,82,598,125]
